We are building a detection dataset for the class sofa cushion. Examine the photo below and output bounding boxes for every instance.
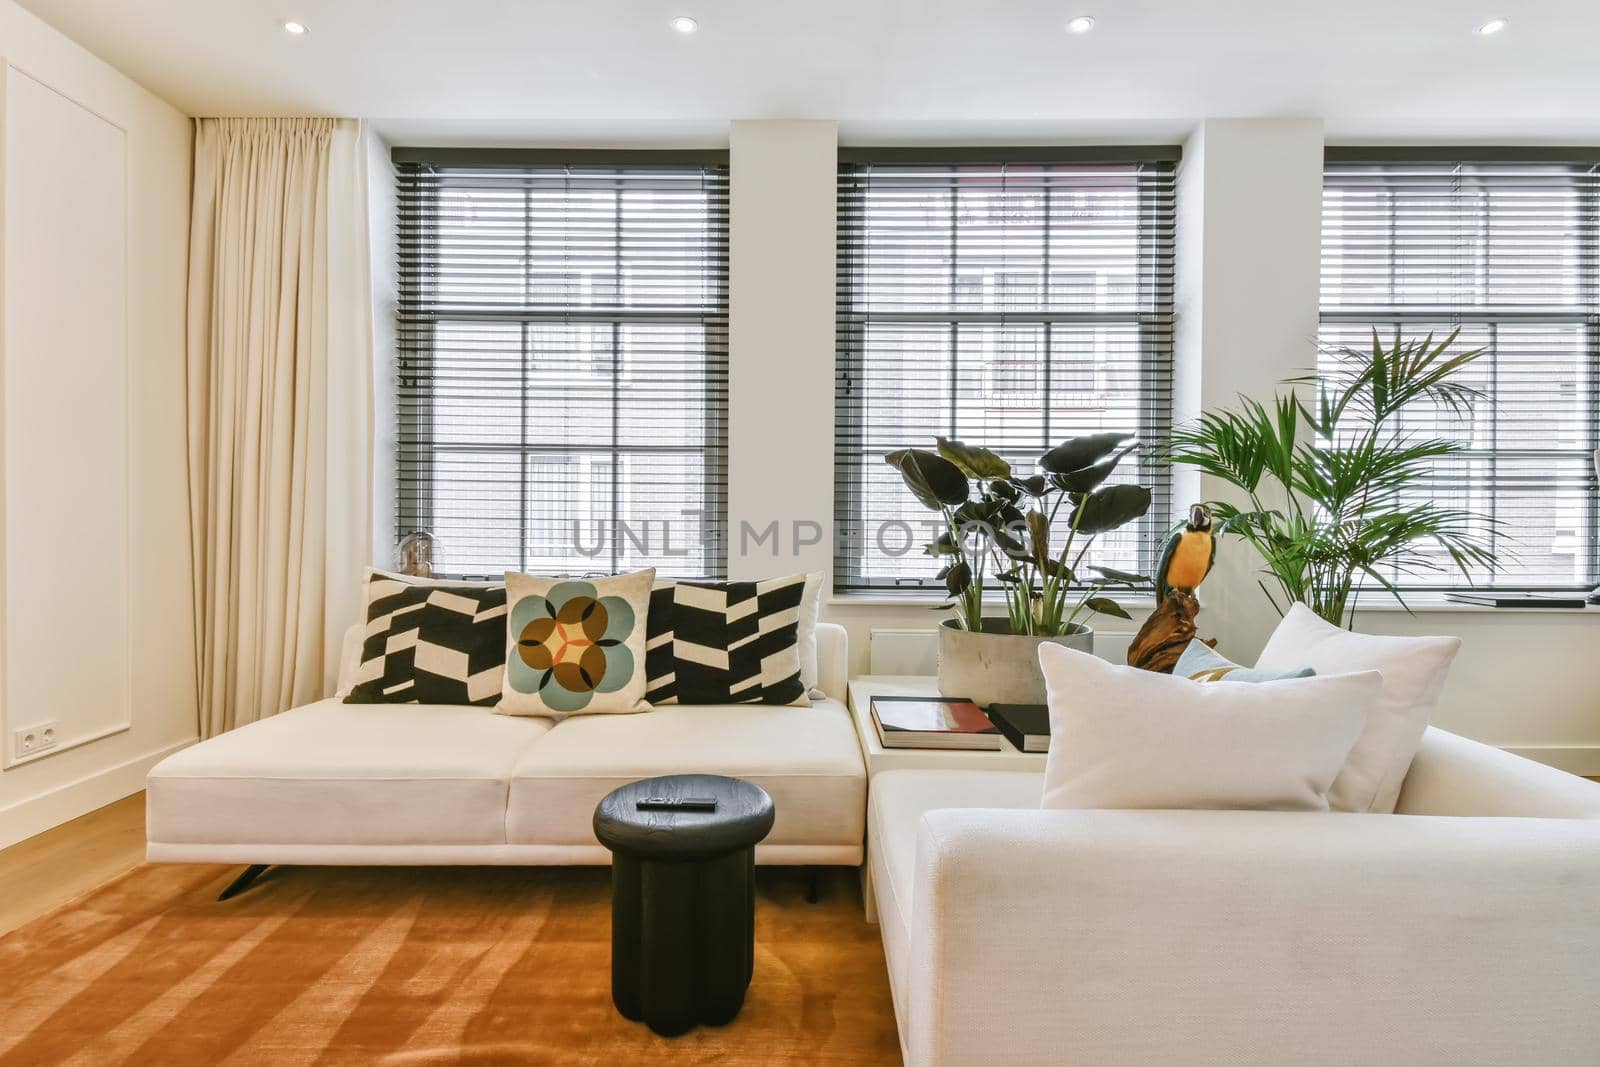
[1175,638,1314,683]
[345,570,508,706]
[147,699,554,847]
[645,575,811,707]
[505,698,866,850]
[1257,603,1462,814]
[1039,643,1377,813]
[797,571,825,698]
[500,569,654,716]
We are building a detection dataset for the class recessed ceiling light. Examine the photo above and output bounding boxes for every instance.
[1475,17,1509,36]
[671,15,698,34]
[282,19,308,36]
[1066,15,1096,34]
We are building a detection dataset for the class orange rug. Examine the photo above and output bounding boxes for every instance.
[0,864,900,1065]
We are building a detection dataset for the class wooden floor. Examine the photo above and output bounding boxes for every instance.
[0,791,147,938]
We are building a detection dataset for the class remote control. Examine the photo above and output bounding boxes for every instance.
[636,797,719,812]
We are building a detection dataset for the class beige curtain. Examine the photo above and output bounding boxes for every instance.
[186,118,373,737]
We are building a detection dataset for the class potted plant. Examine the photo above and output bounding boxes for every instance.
[886,433,1152,705]
[1165,329,1497,627]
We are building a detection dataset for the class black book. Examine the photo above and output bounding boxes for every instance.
[986,703,1051,754]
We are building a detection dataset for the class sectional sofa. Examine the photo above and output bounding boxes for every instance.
[146,622,865,867]
[148,616,1600,1065]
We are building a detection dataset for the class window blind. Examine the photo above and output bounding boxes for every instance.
[834,149,1179,593]
[394,150,729,578]
[1321,151,1600,591]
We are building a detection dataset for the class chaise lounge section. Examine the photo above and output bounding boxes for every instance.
[146,622,865,867]
[868,727,1600,1066]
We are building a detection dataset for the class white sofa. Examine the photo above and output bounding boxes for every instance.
[147,622,865,867]
[868,727,1600,1066]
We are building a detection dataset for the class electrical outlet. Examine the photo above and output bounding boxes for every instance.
[12,720,59,759]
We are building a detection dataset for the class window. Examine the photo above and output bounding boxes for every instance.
[394,150,729,578]
[833,149,1179,593]
[1321,151,1600,591]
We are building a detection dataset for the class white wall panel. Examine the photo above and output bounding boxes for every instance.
[0,0,195,849]
[2,63,130,765]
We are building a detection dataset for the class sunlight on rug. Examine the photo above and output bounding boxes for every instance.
[0,864,900,1065]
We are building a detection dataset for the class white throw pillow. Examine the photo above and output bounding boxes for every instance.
[1256,603,1461,814]
[798,571,824,698]
[1038,643,1378,813]
[335,622,364,698]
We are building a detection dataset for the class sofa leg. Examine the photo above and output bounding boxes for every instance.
[217,864,270,902]
[805,867,820,904]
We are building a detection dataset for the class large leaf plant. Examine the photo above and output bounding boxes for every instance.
[1165,329,1497,627]
[886,433,1152,636]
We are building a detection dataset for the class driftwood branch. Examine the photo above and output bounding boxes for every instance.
[1126,590,1214,674]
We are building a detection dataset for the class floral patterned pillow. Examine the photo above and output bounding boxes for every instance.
[497,568,655,716]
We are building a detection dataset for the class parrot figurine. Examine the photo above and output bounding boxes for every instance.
[1154,503,1216,601]
[1128,503,1218,673]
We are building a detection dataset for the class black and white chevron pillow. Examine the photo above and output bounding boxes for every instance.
[344,571,508,706]
[645,575,809,706]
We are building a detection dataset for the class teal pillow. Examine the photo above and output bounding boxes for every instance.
[1175,640,1315,683]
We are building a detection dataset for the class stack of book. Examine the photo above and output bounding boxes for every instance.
[985,703,1051,753]
[870,696,1001,750]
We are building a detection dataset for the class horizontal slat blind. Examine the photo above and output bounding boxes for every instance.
[834,155,1179,592]
[396,156,729,578]
[1321,156,1600,590]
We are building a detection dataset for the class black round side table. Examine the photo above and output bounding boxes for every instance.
[593,774,775,1037]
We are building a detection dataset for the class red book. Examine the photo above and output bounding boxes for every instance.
[870,696,1001,750]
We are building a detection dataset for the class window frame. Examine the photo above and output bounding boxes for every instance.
[832,146,1181,595]
[393,148,731,579]
[1320,147,1600,593]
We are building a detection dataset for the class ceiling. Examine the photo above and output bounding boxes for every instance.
[15,0,1600,143]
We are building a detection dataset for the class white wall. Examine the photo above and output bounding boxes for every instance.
[1172,119,1326,660]
[727,120,837,579]
[0,0,195,848]
[1354,607,1598,774]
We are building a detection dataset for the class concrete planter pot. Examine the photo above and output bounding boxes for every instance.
[936,618,1093,708]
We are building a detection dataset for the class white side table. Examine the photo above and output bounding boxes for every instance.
[847,676,1046,921]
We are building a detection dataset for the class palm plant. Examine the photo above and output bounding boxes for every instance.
[1165,329,1497,627]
